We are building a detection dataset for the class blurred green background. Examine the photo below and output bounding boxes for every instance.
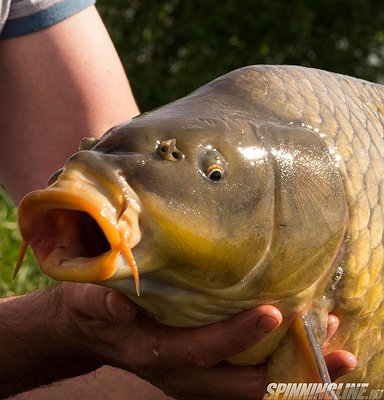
[1,0,384,295]
[98,0,384,112]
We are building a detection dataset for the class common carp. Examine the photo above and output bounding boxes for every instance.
[16,65,384,388]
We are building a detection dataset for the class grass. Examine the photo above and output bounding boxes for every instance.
[0,185,52,297]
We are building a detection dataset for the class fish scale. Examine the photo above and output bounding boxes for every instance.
[248,65,384,384]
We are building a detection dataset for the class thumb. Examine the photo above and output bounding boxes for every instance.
[61,282,137,323]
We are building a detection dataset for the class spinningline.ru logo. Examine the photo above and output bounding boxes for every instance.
[263,383,384,399]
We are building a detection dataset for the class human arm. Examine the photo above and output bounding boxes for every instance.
[0,5,139,204]
[0,286,103,398]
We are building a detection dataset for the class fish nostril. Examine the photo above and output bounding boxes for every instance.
[47,168,63,186]
[157,139,184,161]
[79,136,100,151]
[171,150,183,160]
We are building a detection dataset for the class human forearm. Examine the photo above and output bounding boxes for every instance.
[0,286,102,398]
[0,6,139,204]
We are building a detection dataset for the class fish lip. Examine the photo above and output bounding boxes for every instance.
[18,167,142,283]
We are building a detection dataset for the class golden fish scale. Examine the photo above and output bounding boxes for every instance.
[241,66,384,384]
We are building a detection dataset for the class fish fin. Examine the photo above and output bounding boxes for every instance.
[13,240,29,279]
[288,315,338,399]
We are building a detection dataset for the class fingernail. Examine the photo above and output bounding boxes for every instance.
[104,292,119,320]
[256,315,279,333]
[328,315,339,327]
[104,291,137,323]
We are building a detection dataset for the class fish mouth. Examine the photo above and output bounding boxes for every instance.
[17,161,142,293]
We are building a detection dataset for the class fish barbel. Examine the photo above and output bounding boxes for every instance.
[17,65,384,387]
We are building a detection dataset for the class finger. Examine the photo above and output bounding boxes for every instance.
[155,305,282,368]
[322,314,339,350]
[104,290,138,323]
[62,282,137,323]
[149,363,267,400]
[324,350,357,381]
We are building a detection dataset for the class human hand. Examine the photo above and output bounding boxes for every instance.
[55,283,356,400]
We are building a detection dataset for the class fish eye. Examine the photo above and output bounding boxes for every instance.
[200,149,227,182]
[207,164,224,181]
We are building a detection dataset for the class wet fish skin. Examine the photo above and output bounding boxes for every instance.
[92,75,347,346]
[17,66,384,385]
[238,66,384,385]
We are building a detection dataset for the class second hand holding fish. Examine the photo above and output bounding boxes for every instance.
[55,282,356,400]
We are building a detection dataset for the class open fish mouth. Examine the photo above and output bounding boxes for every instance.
[16,160,142,294]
